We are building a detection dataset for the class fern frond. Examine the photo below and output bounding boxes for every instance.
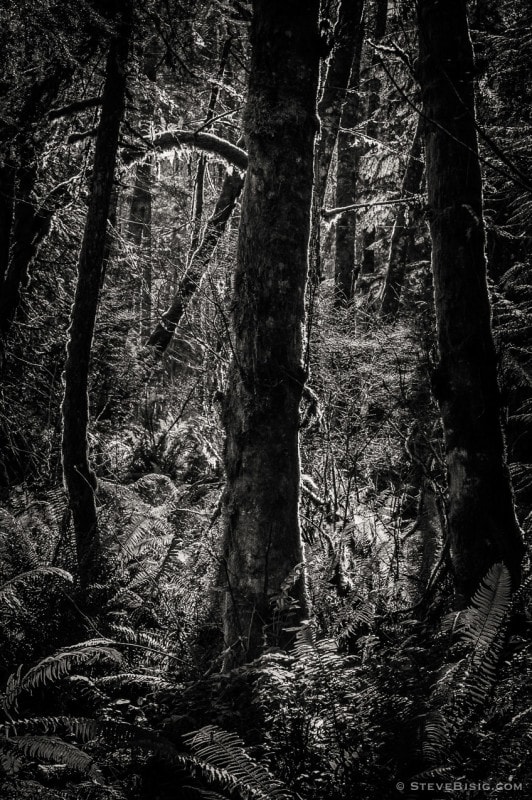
[94,673,173,692]
[6,734,103,782]
[3,643,122,714]
[0,566,72,600]
[183,725,293,800]
[423,564,512,766]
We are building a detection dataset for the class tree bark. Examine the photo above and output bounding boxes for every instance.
[221,0,320,668]
[61,4,131,588]
[418,0,524,607]
[379,116,424,319]
[148,168,244,355]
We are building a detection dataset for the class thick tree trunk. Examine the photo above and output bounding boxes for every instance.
[221,0,320,668]
[334,15,365,304]
[148,168,244,355]
[418,0,524,607]
[61,6,130,588]
[380,116,424,319]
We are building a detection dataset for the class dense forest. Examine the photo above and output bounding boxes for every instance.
[0,0,531,797]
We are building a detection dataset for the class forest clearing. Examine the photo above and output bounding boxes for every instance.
[0,0,531,798]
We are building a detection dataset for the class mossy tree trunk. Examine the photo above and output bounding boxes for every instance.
[61,4,131,589]
[221,0,320,668]
[418,0,524,607]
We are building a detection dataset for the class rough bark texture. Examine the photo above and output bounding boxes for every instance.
[380,116,424,318]
[334,12,366,303]
[61,7,130,588]
[418,0,524,607]
[221,0,320,668]
[148,168,244,355]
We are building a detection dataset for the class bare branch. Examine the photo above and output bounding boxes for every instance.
[322,197,415,221]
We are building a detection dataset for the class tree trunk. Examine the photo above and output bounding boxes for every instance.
[0,159,14,285]
[127,159,153,341]
[315,0,365,203]
[418,0,524,607]
[356,0,387,295]
[380,116,424,319]
[221,0,320,668]
[334,14,365,304]
[61,5,131,588]
[308,0,365,292]
[0,76,69,352]
[189,36,232,255]
[148,168,244,355]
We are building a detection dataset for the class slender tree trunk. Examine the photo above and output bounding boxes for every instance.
[148,168,244,355]
[334,15,365,304]
[0,159,14,285]
[126,46,159,343]
[309,0,365,292]
[418,0,524,607]
[127,160,153,341]
[380,116,424,318]
[61,5,131,588]
[189,36,232,255]
[365,0,388,142]
[357,0,387,293]
[221,0,320,669]
[315,0,366,203]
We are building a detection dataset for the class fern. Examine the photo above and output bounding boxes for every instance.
[1,734,103,782]
[182,725,293,800]
[423,564,512,767]
[3,642,122,714]
[0,566,72,612]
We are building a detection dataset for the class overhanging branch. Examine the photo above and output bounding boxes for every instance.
[322,197,415,221]
[124,129,249,171]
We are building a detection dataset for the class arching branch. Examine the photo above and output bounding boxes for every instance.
[124,129,249,171]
